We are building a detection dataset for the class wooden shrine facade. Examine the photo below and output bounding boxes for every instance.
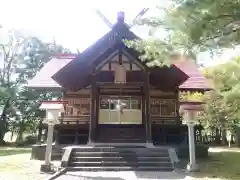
[29,12,210,145]
[61,87,179,126]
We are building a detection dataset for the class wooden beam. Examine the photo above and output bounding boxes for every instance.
[108,62,112,70]
[89,73,97,143]
[175,89,181,125]
[74,128,78,144]
[96,86,100,128]
[141,86,146,127]
[122,48,146,70]
[129,63,133,71]
[144,71,152,144]
[118,48,122,65]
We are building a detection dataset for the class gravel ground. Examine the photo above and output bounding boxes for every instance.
[0,153,59,180]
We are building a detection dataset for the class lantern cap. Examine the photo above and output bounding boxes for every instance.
[180,101,204,105]
[179,101,204,112]
[40,100,67,110]
[40,100,68,104]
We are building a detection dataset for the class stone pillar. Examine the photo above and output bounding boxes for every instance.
[39,101,64,172]
[187,123,198,171]
[40,124,54,172]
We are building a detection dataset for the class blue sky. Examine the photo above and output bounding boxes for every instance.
[0,0,239,66]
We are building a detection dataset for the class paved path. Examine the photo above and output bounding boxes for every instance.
[55,171,219,180]
[55,171,188,180]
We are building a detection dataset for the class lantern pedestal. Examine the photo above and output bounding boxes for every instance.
[40,124,54,172]
[40,163,54,172]
[186,122,199,172]
[180,101,203,172]
[39,101,65,173]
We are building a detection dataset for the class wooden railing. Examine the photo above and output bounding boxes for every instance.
[151,116,180,124]
[58,115,90,125]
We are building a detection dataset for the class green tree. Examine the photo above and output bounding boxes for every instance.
[0,28,69,144]
[0,29,22,144]
[126,0,240,64]
[168,0,240,51]
[13,38,67,142]
[199,58,240,145]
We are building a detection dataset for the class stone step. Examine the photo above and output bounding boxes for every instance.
[71,156,170,161]
[72,147,169,153]
[69,161,172,167]
[71,151,169,157]
[72,151,169,156]
[67,166,174,171]
[63,146,174,172]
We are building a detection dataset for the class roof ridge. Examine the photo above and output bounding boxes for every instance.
[52,53,77,59]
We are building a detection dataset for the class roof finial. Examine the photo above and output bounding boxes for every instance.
[117,11,124,23]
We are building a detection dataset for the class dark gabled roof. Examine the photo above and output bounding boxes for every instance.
[29,14,210,91]
[52,22,142,90]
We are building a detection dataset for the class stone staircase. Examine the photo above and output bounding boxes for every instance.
[63,146,174,171]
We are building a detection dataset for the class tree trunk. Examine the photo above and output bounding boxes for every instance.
[0,99,11,144]
[37,124,43,144]
[11,131,14,141]
[215,128,221,144]
[16,120,25,142]
[0,115,8,145]
[221,128,228,145]
[235,127,240,147]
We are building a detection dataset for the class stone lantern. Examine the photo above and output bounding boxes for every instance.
[179,101,204,172]
[39,100,66,172]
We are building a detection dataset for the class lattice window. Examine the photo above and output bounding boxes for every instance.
[150,98,176,117]
[160,99,176,116]
[100,97,141,110]
[65,98,90,116]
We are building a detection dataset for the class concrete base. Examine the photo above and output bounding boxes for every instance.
[40,163,54,172]
[186,163,200,172]
[145,143,155,148]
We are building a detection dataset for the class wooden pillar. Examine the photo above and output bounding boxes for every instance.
[73,128,78,144]
[96,87,99,129]
[142,87,146,126]
[89,73,97,144]
[176,89,181,125]
[144,71,152,144]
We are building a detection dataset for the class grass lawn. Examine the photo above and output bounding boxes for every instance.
[195,151,240,180]
[0,147,31,156]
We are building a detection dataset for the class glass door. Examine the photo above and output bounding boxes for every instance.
[98,96,142,124]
